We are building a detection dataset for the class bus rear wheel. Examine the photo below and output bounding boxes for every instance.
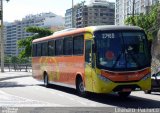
[76,77,86,97]
[44,73,49,88]
[118,92,131,98]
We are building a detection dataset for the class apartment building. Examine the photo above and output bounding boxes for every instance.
[4,12,64,56]
[65,0,115,28]
[115,0,159,25]
[65,8,73,28]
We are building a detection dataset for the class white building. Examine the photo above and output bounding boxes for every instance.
[65,8,73,28]
[65,0,115,28]
[89,0,115,8]
[115,0,159,25]
[4,12,64,56]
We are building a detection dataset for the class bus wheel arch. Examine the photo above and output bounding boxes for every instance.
[76,74,86,97]
[43,71,49,88]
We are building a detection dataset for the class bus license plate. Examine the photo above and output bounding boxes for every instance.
[122,88,132,92]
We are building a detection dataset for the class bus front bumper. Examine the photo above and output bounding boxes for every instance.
[89,76,151,94]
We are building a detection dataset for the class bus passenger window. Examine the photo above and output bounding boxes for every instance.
[64,38,73,55]
[42,42,48,56]
[48,40,55,56]
[73,35,84,55]
[32,44,37,57]
[85,40,92,63]
[37,43,41,56]
[55,39,63,56]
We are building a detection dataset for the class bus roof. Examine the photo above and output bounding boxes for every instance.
[93,25,142,31]
[32,25,143,43]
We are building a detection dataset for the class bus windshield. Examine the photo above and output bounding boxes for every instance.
[95,30,150,71]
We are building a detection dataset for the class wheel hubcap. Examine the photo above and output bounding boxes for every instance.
[79,82,84,93]
[44,76,48,86]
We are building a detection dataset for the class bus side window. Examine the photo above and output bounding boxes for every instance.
[73,35,84,55]
[37,43,41,56]
[32,44,37,57]
[55,39,63,56]
[42,42,48,56]
[85,40,92,63]
[64,37,73,55]
[48,40,55,56]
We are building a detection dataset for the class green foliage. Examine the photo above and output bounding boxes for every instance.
[4,55,30,65]
[26,26,52,37]
[125,4,159,40]
[18,26,53,58]
[4,56,11,64]
[10,56,19,64]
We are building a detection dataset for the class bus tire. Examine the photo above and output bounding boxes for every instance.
[44,73,49,88]
[76,77,86,97]
[118,92,131,98]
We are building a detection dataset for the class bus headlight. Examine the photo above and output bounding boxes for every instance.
[98,74,111,83]
[141,73,151,81]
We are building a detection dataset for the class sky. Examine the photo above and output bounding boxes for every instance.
[3,0,115,22]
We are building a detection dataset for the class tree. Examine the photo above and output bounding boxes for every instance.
[10,56,19,64]
[125,4,159,40]
[4,55,11,64]
[18,26,53,58]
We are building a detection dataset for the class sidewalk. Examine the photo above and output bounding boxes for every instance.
[0,69,32,81]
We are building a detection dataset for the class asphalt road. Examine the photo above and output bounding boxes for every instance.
[0,76,160,108]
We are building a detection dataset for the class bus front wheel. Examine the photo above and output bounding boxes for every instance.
[76,77,86,97]
[118,92,131,98]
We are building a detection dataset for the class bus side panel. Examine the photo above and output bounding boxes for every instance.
[84,64,94,92]
[32,55,85,88]
[54,56,85,86]
[32,57,43,81]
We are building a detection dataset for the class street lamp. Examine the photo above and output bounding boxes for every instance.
[0,0,9,73]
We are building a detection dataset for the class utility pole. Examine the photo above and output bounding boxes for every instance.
[0,0,9,72]
[132,0,135,25]
[0,0,4,72]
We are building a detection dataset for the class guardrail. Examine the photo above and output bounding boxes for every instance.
[3,63,32,72]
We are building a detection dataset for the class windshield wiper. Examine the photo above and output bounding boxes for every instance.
[127,51,141,68]
[112,52,123,68]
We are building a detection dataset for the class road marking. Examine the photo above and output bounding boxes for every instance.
[0,90,63,107]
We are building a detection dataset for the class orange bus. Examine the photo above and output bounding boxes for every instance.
[32,25,151,97]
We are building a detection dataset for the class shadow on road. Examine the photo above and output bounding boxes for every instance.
[42,84,160,108]
[0,75,30,81]
[0,81,34,88]
[87,93,160,108]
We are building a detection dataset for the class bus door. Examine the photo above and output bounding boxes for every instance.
[85,39,95,92]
